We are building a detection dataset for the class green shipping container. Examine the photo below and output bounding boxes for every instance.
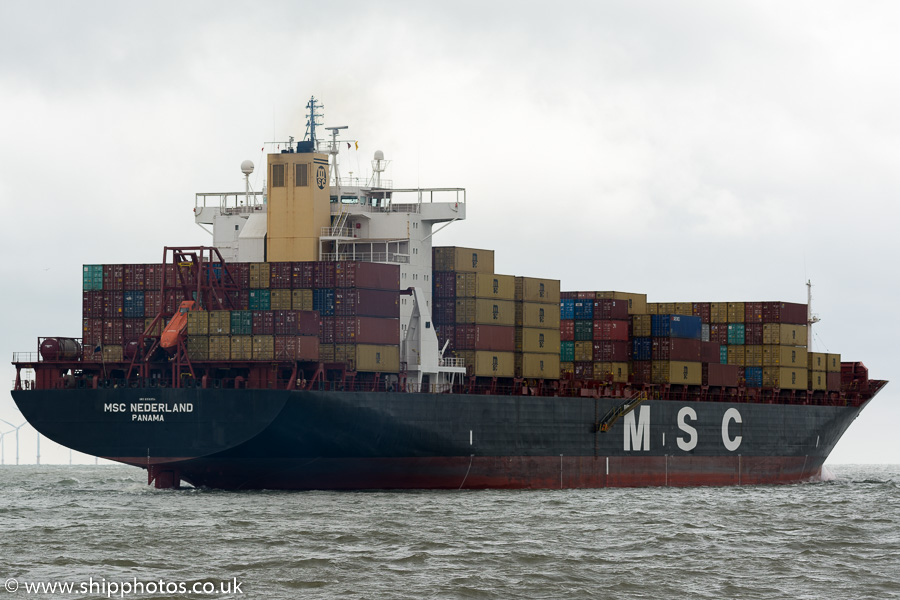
[249,289,271,310]
[83,264,104,291]
[230,311,253,335]
[560,340,575,362]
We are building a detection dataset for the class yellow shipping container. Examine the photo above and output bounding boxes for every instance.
[826,353,841,373]
[574,340,593,362]
[252,335,274,360]
[209,335,231,360]
[335,343,353,364]
[460,350,515,378]
[594,361,629,383]
[292,289,313,311]
[516,328,561,354]
[208,310,231,335]
[744,345,763,367]
[515,302,560,329]
[710,302,728,323]
[249,263,270,288]
[516,277,561,304]
[727,302,745,323]
[652,361,702,385]
[355,344,400,373]
[231,335,253,360]
[187,311,209,335]
[455,298,515,326]
[674,303,693,316]
[763,345,807,368]
[808,352,827,371]
[319,343,335,362]
[270,289,293,310]
[433,247,495,274]
[658,302,675,315]
[763,323,808,346]
[456,273,516,300]
[102,345,123,362]
[809,370,827,391]
[632,314,652,338]
[646,303,659,315]
[144,318,163,337]
[187,335,208,360]
[516,353,560,379]
[727,345,746,367]
[763,367,807,390]
[560,361,575,376]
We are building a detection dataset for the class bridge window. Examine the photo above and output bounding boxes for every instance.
[272,164,285,187]
[296,163,308,187]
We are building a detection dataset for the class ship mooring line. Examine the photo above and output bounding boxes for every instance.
[459,454,474,490]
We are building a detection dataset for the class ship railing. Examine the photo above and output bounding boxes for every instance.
[336,176,393,189]
[195,191,266,215]
[12,352,39,363]
[439,357,466,368]
[320,252,410,264]
[328,188,465,215]
[320,226,354,238]
[405,382,455,394]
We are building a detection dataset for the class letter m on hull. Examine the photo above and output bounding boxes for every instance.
[623,405,650,451]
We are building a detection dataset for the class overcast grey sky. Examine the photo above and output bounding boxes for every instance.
[1,1,897,465]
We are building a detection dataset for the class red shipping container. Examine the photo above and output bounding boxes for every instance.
[83,291,104,318]
[225,262,249,289]
[709,323,728,345]
[103,291,123,318]
[335,288,399,318]
[432,299,455,324]
[700,341,722,363]
[560,320,575,341]
[632,361,652,384]
[102,264,124,290]
[693,302,711,323]
[313,262,336,288]
[296,310,320,335]
[560,291,577,300]
[102,319,123,344]
[252,310,275,335]
[593,340,629,362]
[576,291,594,300]
[434,271,456,298]
[455,324,515,351]
[826,372,841,391]
[143,291,161,316]
[270,262,293,289]
[762,301,807,324]
[274,335,321,360]
[145,264,164,290]
[438,324,456,351]
[744,323,763,345]
[319,316,335,344]
[574,361,593,379]
[593,299,629,320]
[593,320,629,341]
[652,338,701,361]
[335,262,400,290]
[335,316,400,345]
[82,318,103,346]
[273,310,298,335]
[706,363,740,387]
[291,262,314,289]
[744,301,763,323]
[124,264,146,290]
[123,318,145,343]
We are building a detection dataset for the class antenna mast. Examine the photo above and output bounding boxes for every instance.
[806,280,821,348]
[305,96,324,150]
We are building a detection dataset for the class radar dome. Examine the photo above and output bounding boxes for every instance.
[374,150,384,161]
[241,160,254,175]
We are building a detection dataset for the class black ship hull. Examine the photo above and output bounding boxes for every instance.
[11,388,865,489]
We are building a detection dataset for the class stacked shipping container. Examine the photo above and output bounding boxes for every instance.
[82,261,401,373]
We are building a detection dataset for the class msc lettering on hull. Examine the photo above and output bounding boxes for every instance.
[103,400,194,422]
[623,406,743,452]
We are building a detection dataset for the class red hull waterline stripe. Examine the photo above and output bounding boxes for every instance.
[110,455,823,490]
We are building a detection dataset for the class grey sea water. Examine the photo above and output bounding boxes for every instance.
[0,464,898,600]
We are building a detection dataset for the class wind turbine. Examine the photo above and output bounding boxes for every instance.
[0,419,25,465]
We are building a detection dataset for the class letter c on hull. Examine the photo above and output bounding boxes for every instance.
[721,407,743,451]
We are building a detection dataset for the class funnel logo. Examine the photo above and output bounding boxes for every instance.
[316,165,327,189]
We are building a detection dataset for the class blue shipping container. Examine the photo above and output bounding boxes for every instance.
[745,366,763,388]
[313,288,335,316]
[573,300,593,320]
[560,299,575,321]
[632,337,652,361]
[651,314,702,339]
[123,291,145,318]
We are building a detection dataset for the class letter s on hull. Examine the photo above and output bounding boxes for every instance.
[722,407,743,451]
[677,406,698,451]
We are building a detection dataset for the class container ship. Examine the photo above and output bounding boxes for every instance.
[10,97,886,489]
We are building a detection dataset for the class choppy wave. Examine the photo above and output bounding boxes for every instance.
[0,464,898,599]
